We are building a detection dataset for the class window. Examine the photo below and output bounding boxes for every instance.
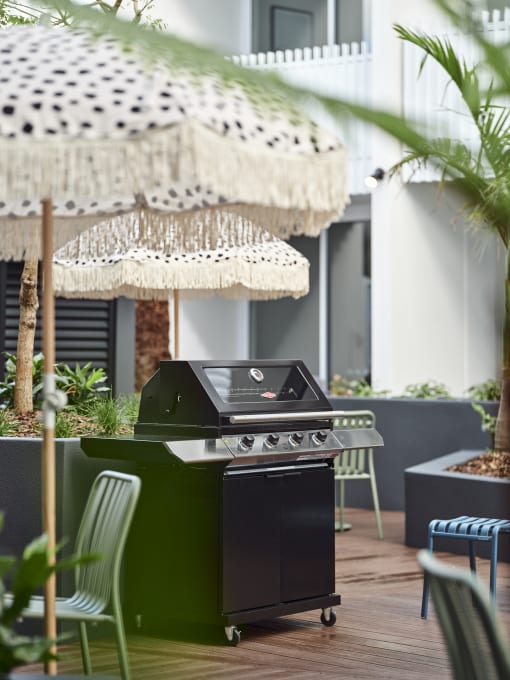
[271,7,313,51]
[253,0,327,53]
[252,0,367,53]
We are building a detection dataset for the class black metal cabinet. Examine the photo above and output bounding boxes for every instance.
[222,465,335,614]
[124,461,338,637]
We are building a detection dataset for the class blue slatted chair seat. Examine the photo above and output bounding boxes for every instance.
[430,516,510,540]
[421,515,510,619]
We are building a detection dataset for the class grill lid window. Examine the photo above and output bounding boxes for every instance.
[204,365,319,404]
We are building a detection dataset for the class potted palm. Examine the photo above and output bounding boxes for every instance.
[322,1,510,453]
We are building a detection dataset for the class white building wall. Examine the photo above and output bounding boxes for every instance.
[175,297,249,360]
[370,0,504,396]
[383,183,503,395]
[152,0,251,54]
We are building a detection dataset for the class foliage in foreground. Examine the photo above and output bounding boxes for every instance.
[0,513,96,673]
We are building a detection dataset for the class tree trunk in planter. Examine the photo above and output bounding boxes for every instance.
[495,256,510,452]
[135,299,171,391]
[14,260,39,415]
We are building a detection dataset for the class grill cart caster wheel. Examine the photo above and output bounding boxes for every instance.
[225,625,241,646]
[320,608,336,627]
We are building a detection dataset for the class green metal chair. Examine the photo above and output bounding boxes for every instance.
[417,549,510,680]
[13,470,141,680]
[334,410,383,539]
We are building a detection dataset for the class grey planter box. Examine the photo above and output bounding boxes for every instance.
[0,437,136,595]
[405,450,510,562]
[329,396,497,511]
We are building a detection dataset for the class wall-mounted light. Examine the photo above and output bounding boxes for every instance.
[364,167,385,189]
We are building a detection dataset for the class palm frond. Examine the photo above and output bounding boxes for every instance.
[395,23,483,121]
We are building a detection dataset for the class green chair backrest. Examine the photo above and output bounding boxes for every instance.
[417,549,510,680]
[333,409,376,476]
[73,471,142,613]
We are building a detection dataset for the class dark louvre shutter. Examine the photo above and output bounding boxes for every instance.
[0,262,117,388]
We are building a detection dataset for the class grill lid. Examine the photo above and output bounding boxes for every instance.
[135,359,335,438]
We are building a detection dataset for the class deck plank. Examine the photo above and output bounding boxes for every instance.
[16,509,510,679]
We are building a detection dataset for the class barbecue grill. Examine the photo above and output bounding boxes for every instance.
[81,359,383,645]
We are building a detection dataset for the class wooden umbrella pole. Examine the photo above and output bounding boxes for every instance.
[173,289,179,359]
[41,198,57,675]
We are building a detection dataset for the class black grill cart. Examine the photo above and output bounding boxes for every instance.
[81,360,383,645]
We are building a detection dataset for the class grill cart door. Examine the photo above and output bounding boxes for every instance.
[222,463,335,614]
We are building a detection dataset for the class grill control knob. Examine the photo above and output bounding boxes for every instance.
[239,434,255,451]
[264,433,280,448]
[289,431,304,447]
[312,430,329,446]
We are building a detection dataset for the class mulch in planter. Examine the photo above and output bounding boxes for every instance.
[448,450,510,478]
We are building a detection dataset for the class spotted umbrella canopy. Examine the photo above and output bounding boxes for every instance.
[0,26,349,260]
[53,216,310,301]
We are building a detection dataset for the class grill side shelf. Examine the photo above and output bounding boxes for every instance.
[78,436,214,465]
[332,428,384,450]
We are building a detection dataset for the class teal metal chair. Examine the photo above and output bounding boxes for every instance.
[334,410,383,539]
[417,549,510,680]
[12,470,141,680]
[421,516,510,618]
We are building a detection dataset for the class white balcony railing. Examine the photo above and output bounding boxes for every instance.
[234,8,510,195]
[403,8,510,183]
[233,43,373,196]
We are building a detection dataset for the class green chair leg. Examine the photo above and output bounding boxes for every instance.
[368,453,383,539]
[78,621,92,675]
[114,615,131,680]
[335,479,352,531]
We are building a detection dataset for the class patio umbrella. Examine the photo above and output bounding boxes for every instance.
[0,28,348,261]
[52,216,310,358]
[0,23,347,667]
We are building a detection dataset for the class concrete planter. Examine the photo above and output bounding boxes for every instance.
[405,450,510,562]
[329,396,497,511]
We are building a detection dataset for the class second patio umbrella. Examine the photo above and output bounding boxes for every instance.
[53,217,310,358]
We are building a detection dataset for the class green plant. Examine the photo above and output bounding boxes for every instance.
[54,410,75,439]
[402,381,452,400]
[115,393,141,427]
[0,409,16,436]
[85,393,121,436]
[0,512,98,674]
[0,354,111,415]
[471,402,497,449]
[0,1,37,25]
[55,362,109,412]
[467,379,501,402]
[329,374,388,397]
[0,352,45,410]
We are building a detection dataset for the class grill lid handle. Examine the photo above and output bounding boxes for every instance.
[229,410,348,424]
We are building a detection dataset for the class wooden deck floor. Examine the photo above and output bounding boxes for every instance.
[17,509,510,679]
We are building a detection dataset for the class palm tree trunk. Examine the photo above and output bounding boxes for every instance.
[494,251,510,452]
[14,260,39,415]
